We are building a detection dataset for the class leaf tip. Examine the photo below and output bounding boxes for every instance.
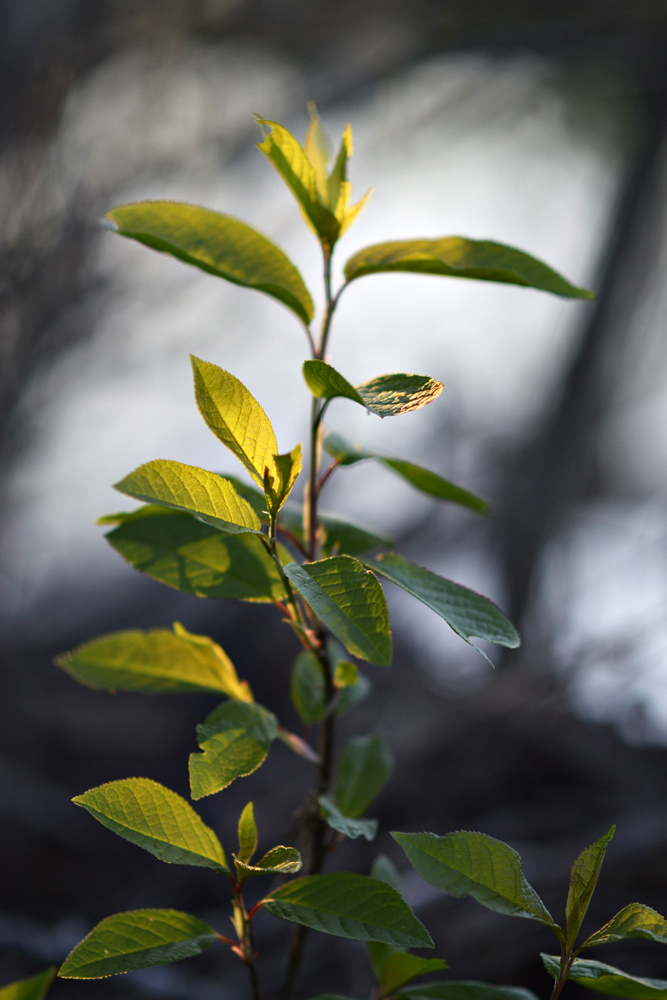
[100,215,118,232]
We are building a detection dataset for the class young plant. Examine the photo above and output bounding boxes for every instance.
[51,103,593,1000]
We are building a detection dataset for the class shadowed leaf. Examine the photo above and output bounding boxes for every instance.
[397,984,540,1000]
[58,910,217,979]
[581,904,667,950]
[541,956,667,1000]
[377,953,447,994]
[0,969,56,1000]
[566,826,615,948]
[291,650,326,724]
[319,796,378,841]
[335,732,394,818]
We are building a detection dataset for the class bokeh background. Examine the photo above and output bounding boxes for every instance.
[4,2,667,998]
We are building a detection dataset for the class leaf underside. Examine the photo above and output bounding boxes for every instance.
[104,201,314,324]
[303,360,443,418]
[541,956,667,1000]
[344,236,595,299]
[319,795,378,841]
[58,909,217,979]
[581,903,667,950]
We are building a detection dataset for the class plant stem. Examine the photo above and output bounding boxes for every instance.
[248,950,262,1000]
[549,942,574,1000]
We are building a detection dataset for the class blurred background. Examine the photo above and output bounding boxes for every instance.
[4,1,667,998]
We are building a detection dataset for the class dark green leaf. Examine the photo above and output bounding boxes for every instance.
[114,460,261,535]
[73,778,228,871]
[366,553,519,652]
[303,362,443,418]
[58,909,217,979]
[0,968,56,1000]
[566,826,615,948]
[104,507,287,602]
[56,622,252,698]
[377,953,447,994]
[336,732,394,817]
[541,956,667,1000]
[263,873,434,948]
[397,983,541,1000]
[337,672,372,714]
[234,846,302,878]
[371,855,404,897]
[285,556,392,666]
[344,237,595,299]
[291,651,326,724]
[104,201,314,325]
[237,801,257,864]
[319,796,378,841]
[581,904,667,950]
[323,433,488,515]
[189,701,278,799]
[321,516,392,558]
[393,831,555,927]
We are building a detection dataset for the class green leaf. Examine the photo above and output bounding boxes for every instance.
[344,237,595,300]
[234,845,302,878]
[581,904,667,950]
[104,507,286,602]
[378,953,448,995]
[335,732,394,818]
[366,553,519,653]
[319,795,378,841]
[337,671,372,714]
[303,362,443,419]
[73,778,228,871]
[263,873,434,948]
[393,831,555,927]
[541,956,667,1000]
[114,460,261,535]
[397,983,541,1000]
[58,909,218,979]
[285,556,392,666]
[0,969,56,1000]
[264,444,302,516]
[56,622,252,698]
[104,201,314,325]
[371,855,404,897]
[189,701,278,799]
[334,659,358,688]
[191,356,279,488]
[291,650,326,724]
[323,433,488,515]
[237,801,258,864]
[566,826,615,948]
[321,516,392,558]
[257,118,341,247]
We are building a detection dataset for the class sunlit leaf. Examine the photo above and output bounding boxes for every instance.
[114,460,261,534]
[566,826,615,948]
[104,507,286,602]
[541,956,667,1000]
[263,873,434,948]
[393,830,555,927]
[58,909,217,979]
[285,556,392,666]
[73,778,228,871]
[334,660,357,688]
[366,553,519,653]
[397,983,541,1000]
[237,801,258,865]
[291,650,326,724]
[104,201,314,325]
[264,444,302,517]
[324,433,488,514]
[0,968,56,1000]
[336,732,394,818]
[581,904,667,950]
[234,845,302,879]
[189,701,278,799]
[303,362,443,418]
[191,357,279,488]
[377,953,447,995]
[319,795,378,841]
[344,237,595,299]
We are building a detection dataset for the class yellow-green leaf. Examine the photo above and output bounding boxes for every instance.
[191,356,278,488]
[189,701,278,800]
[237,801,258,865]
[344,237,595,299]
[334,660,357,688]
[378,952,447,995]
[114,460,261,534]
[566,826,615,948]
[303,361,443,418]
[234,845,302,879]
[104,507,287,602]
[581,904,667,950]
[0,969,56,1000]
[55,622,252,699]
[285,555,392,666]
[264,444,302,517]
[103,201,314,325]
[73,778,228,871]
